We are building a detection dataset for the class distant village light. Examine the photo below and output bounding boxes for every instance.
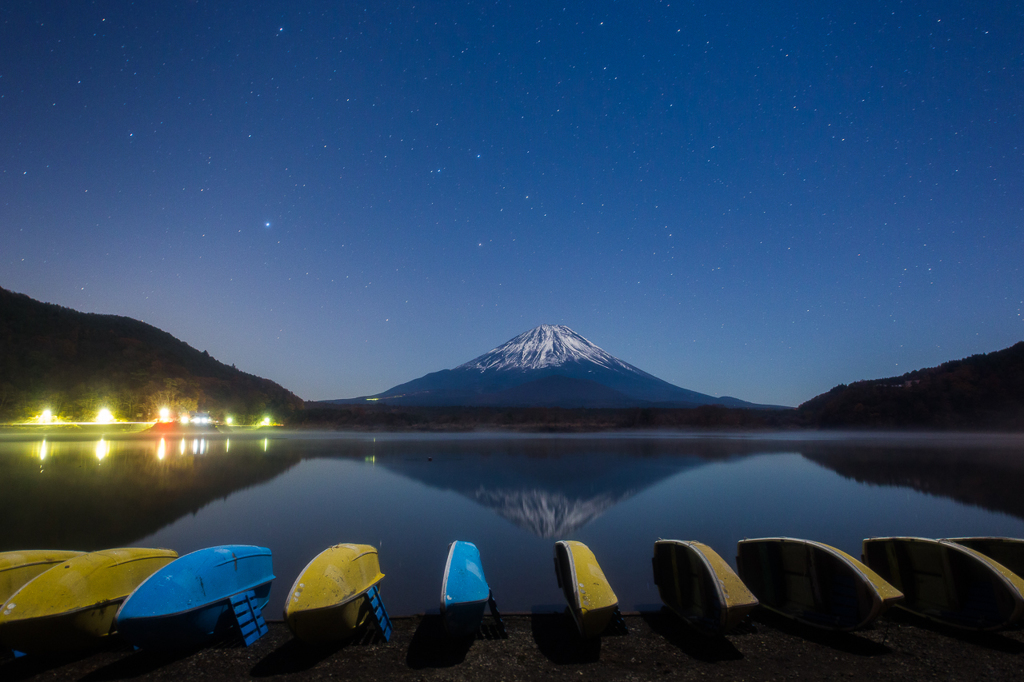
[226,416,234,424]
[181,414,190,424]
[96,408,114,424]
[40,409,53,424]
[159,407,170,422]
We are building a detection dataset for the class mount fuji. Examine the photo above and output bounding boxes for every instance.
[332,325,770,409]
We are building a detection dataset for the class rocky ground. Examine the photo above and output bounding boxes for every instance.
[3,609,1023,681]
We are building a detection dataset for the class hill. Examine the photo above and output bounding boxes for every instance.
[798,341,1024,429]
[0,287,303,423]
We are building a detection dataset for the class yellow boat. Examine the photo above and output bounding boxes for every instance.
[863,537,1024,630]
[1,550,83,605]
[0,547,177,654]
[284,544,386,643]
[554,540,618,638]
[738,537,903,631]
[653,540,758,635]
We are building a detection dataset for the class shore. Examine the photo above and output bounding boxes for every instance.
[4,608,1024,681]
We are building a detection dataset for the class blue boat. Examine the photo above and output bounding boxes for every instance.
[114,545,274,650]
[440,541,500,638]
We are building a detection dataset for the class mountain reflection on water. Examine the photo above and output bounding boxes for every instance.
[4,432,1024,615]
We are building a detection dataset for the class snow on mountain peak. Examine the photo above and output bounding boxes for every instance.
[456,325,636,373]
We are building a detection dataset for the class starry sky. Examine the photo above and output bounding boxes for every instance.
[2,1,1022,407]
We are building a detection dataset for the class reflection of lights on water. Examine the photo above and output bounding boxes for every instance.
[263,438,268,452]
[157,438,166,460]
[96,408,114,424]
[364,455,376,464]
[179,439,186,455]
[96,439,109,461]
[39,440,48,461]
[225,439,230,452]
[191,439,208,455]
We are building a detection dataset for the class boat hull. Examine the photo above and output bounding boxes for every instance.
[863,537,1024,630]
[284,544,385,642]
[554,540,618,638]
[737,537,902,631]
[115,545,274,650]
[653,540,758,635]
[1,550,83,605]
[0,548,178,654]
[440,541,491,638]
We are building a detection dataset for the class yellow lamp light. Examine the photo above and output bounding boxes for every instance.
[96,408,114,424]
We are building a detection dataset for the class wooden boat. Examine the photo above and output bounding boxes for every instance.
[554,540,618,638]
[1,550,83,605]
[0,548,177,654]
[737,537,902,631]
[945,537,1024,578]
[652,540,758,635]
[115,545,274,649]
[440,541,492,637]
[284,543,389,643]
[863,536,1024,630]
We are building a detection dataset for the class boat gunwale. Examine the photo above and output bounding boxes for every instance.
[554,541,582,612]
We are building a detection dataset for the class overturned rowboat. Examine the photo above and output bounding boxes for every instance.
[863,536,1024,630]
[0,550,84,606]
[0,547,178,654]
[284,543,392,643]
[737,537,902,631]
[115,545,274,649]
[440,541,503,638]
[554,540,620,638]
[653,539,758,635]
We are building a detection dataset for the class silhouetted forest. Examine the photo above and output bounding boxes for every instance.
[797,342,1024,429]
[0,287,303,423]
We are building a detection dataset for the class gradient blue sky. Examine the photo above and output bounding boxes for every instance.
[2,1,1022,406]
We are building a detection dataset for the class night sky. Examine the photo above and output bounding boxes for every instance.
[2,2,1022,406]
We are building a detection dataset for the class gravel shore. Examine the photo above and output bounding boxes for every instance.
[3,608,1023,681]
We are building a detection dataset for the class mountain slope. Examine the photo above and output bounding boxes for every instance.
[333,324,768,408]
[798,341,1024,428]
[0,287,303,422]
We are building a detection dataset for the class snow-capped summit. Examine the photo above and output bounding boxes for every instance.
[457,325,636,373]
[331,325,767,409]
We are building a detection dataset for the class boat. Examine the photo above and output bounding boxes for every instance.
[736,537,902,631]
[284,543,391,643]
[862,536,1024,630]
[0,547,178,654]
[554,540,619,638]
[115,545,274,649]
[440,541,495,637]
[945,537,1024,578]
[1,550,84,605]
[652,539,758,635]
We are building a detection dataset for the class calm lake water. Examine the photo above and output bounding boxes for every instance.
[4,431,1024,618]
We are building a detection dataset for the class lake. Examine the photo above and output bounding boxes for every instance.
[3,431,1024,618]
